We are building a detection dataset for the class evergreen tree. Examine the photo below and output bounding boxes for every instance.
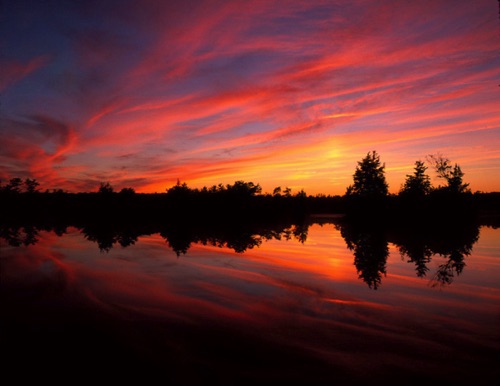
[347,151,388,197]
[400,160,431,196]
[446,164,469,193]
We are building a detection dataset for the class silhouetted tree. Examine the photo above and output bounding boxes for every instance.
[98,181,114,194]
[119,187,136,195]
[4,178,23,193]
[226,180,262,196]
[427,154,469,193]
[166,179,191,196]
[346,151,388,197]
[446,164,469,193]
[295,189,307,198]
[399,160,431,197]
[24,178,40,194]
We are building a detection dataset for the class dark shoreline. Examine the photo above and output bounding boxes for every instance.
[1,190,498,221]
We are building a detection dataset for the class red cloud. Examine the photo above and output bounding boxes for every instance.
[0,56,49,91]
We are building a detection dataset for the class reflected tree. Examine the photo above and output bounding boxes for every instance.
[337,221,389,289]
[282,223,309,244]
[82,225,119,252]
[394,218,480,286]
[22,225,39,246]
[431,251,465,287]
[398,242,433,278]
[428,221,479,287]
[288,223,309,244]
[52,224,68,237]
[225,233,262,253]
[116,231,138,248]
[158,220,307,255]
[160,226,193,257]
[0,226,23,246]
[80,224,141,252]
[0,225,39,246]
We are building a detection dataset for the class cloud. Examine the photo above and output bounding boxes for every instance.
[0,56,49,91]
[0,115,78,186]
[1,0,498,194]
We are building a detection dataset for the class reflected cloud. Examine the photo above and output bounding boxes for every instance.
[1,215,498,383]
[1,214,482,289]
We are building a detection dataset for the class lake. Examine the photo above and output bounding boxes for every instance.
[1,218,499,384]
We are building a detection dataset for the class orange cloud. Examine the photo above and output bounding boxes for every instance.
[1,0,498,194]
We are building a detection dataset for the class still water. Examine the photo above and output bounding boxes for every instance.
[1,220,499,384]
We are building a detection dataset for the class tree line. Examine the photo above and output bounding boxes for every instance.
[0,151,474,197]
[0,151,498,223]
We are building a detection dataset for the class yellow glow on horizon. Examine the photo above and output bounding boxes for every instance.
[323,113,357,120]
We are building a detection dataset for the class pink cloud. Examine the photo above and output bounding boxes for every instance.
[0,115,79,188]
[2,0,498,194]
[0,56,48,91]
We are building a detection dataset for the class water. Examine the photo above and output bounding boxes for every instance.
[1,220,499,384]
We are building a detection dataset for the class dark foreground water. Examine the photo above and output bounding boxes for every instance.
[1,220,499,385]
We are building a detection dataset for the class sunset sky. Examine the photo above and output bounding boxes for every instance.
[1,0,499,195]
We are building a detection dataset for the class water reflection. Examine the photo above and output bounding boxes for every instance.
[1,218,499,384]
[0,224,41,246]
[336,221,388,289]
[328,215,482,288]
[392,219,480,288]
[0,216,483,289]
[0,220,309,254]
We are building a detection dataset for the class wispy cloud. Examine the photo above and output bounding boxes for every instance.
[1,0,498,193]
[0,56,49,91]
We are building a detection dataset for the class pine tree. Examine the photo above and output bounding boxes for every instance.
[347,151,388,197]
[400,160,431,197]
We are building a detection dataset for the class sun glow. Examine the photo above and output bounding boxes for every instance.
[1,0,498,194]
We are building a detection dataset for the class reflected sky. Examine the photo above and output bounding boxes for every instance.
[1,223,499,383]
